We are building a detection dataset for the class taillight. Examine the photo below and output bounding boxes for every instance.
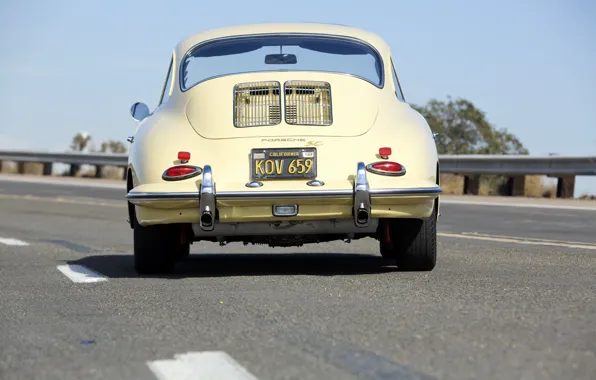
[162,165,202,181]
[379,147,391,158]
[366,161,406,176]
[178,151,191,162]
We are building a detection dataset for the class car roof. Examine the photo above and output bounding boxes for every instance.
[174,22,390,57]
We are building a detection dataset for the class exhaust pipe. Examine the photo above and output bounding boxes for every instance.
[354,190,371,227]
[199,193,215,230]
[356,205,369,225]
[199,165,215,231]
[354,162,371,228]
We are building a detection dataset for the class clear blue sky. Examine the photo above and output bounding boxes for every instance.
[1,0,594,195]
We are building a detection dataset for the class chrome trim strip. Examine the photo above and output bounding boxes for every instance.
[179,33,385,91]
[370,187,442,195]
[365,162,406,177]
[126,186,442,201]
[220,189,352,199]
[127,192,200,200]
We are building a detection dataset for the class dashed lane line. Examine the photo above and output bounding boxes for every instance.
[0,193,123,207]
[0,237,30,246]
[438,232,596,250]
[441,198,596,211]
[147,351,259,380]
[460,231,596,246]
[56,264,108,283]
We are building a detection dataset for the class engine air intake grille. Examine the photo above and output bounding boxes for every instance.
[234,81,281,127]
[284,81,332,126]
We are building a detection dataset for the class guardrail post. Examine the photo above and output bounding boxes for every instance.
[95,165,103,178]
[507,175,526,196]
[17,162,25,174]
[69,164,78,177]
[463,175,479,195]
[556,175,575,198]
[42,163,52,176]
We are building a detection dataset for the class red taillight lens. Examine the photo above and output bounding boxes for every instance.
[367,161,406,176]
[178,151,191,161]
[379,147,392,157]
[163,165,201,180]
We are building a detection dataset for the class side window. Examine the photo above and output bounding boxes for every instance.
[390,58,405,102]
[158,58,173,106]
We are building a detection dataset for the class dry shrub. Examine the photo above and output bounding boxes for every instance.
[102,166,125,180]
[0,161,16,173]
[439,173,463,195]
[439,173,557,198]
[24,163,44,175]
[69,165,124,180]
[525,175,556,198]
[0,162,43,175]
[79,168,96,178]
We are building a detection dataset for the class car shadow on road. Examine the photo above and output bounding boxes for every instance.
[68,252,398,279]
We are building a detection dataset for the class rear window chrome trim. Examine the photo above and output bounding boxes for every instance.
[179,33,385,91]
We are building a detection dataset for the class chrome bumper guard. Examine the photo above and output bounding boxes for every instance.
[196,161,373,231]
[353,162,371,228]
[198,165,215,231]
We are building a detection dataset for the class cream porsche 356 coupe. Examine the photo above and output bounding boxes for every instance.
[126,23,442,274]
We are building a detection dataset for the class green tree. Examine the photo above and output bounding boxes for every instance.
[412,97,529,195]
[411,97,528,155]
[100,140,127,154]
[70,132,92,152]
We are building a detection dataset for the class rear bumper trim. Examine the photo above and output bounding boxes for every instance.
[126,186,442,202]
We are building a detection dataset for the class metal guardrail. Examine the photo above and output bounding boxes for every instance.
[0,150,595,176]
[0,150,127,167]
[438,155,596,176]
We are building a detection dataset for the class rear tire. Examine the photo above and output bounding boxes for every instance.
[174,240,190,261]
[133,210,177,275]
[379,202,437,271]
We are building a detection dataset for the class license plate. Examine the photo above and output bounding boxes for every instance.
[251,148,317,179]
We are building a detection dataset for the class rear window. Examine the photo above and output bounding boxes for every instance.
[180,35,384,90]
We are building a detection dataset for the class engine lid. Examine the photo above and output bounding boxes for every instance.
[184,72,380,140]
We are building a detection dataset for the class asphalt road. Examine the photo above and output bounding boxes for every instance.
[1,175,595,380]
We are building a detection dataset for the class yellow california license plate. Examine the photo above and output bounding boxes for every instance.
[251,148,317,179]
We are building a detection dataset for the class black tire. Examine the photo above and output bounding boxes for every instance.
[174,240,190,261]
[132,211,177,275]
[379,240,396,259]
[380,202,437,271]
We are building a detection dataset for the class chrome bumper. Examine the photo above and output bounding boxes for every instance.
[127,162,442,231]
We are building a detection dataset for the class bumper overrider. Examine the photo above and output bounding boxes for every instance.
[127,162,442,230]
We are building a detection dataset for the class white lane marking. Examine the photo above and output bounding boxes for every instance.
[56,264,108,283]
[460,232,596,246]
[0,193,123,208]
[0,174,125,189]
[0,237,29,246]
[147,351,259,380]
[441,199,596,211]
[438,232,596,250]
